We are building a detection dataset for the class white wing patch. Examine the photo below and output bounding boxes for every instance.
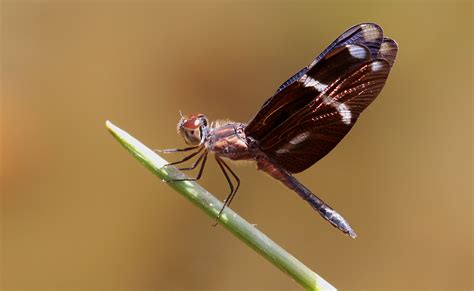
[337,103,352,125]
[289,131,310,145]
[275,148,290,154]
[321,95,352,125]
[371,61,384,72]
[347,45,367,59]
[300,74,328,92]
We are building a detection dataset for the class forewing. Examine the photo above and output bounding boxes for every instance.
[246,23,384,141]
[275,23,383,93]
[245,44,371,141]
[260,59,392,173]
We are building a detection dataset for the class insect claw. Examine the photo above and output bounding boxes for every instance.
[212,210,225,227]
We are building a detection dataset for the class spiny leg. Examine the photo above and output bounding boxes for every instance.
[165,147,204,167]
[155,145,200,154]
[214,156,240,224]
[218,157,240,207]
[177,150,206,171]
[164,151,208,183]
[213,157,233,225]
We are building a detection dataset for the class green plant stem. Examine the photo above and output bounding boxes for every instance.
[106,120,337,291]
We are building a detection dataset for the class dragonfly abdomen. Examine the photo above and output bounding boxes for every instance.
[257,154,357,238]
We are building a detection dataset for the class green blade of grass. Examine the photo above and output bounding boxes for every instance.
[106,120,337,291]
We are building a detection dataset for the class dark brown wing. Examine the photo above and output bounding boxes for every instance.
[246,44,372,142]
[259,59,393,173]
[246,23,385,141]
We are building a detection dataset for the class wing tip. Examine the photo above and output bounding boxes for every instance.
[378,37,399,66]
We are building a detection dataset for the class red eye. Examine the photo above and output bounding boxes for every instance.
[183,118,199,129]
[182,113,207,129]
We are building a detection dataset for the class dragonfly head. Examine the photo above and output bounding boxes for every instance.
[177,113,209,145]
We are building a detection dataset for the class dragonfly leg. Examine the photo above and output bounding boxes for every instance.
[218,157,240,207]
[155,145,200,154]
[163,151,208,183]
[213,156,240,225]
[164,147,204,167]
[177,150,206,171]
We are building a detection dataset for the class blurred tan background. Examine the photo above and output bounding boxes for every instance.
[1,1,472,290]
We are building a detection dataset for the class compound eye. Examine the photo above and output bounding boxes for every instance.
[181,122,202,145]
[177,114,207,145]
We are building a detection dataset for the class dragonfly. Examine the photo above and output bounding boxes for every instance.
[159,23,398,238]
